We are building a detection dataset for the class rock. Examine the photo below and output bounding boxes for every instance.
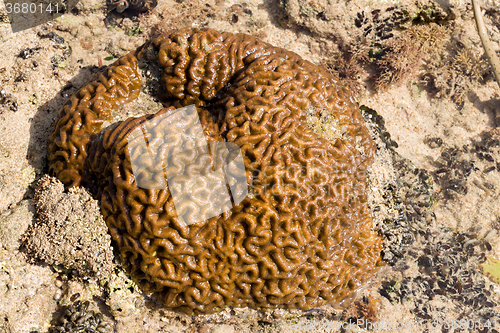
[0,200,34,251]
[22,175,114,279]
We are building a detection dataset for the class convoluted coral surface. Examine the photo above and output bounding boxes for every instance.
[47,28,384,313]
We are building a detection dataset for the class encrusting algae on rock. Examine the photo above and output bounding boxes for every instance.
[47,28,384,314]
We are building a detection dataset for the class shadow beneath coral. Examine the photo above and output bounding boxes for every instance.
[25,64,105,196]
[260,0,289,29]
[260,0,320,40]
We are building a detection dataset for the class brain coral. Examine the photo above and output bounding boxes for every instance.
[47,28,384,314]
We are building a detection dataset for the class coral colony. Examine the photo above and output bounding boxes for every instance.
[48,28,384,314]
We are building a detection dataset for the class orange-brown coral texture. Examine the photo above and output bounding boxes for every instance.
[47,28,384,314]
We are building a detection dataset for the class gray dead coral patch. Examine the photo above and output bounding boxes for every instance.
[278,0,373,40]
[22,175,113,279]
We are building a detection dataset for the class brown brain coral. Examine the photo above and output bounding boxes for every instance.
[47,28,384,313]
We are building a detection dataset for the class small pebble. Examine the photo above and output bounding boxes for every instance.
[70,293,81,302]
[485,229,497,240]
[64,47,73,57]
[15,73,26,82]
[198,324,211,333]
[423,137,443,149]
[18,47,41,59]
[53,289,63,301]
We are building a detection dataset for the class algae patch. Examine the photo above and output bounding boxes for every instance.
[481,256,500,284]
